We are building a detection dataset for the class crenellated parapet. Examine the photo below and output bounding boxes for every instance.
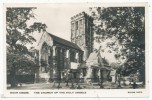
[71,11,93,21]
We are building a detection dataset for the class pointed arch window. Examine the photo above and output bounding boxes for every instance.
[70,50,76,62]
[75,21,78,30]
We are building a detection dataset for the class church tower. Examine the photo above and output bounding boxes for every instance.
[71,12,94,61]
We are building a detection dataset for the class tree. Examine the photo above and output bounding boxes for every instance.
[6,8,47,87]
[91,7,145,83]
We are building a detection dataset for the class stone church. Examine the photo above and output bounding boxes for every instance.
[35,12,111,83]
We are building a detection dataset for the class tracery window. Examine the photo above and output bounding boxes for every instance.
[41,43,49,72]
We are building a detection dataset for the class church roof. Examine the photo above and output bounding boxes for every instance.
[78,47,112,70]
[86,51,99,65]
[48,33,82,51]
[86,50,110,67]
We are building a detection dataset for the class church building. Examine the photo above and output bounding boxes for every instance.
[35,12,111,83]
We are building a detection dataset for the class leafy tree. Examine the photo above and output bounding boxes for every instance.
[91,7,145,83]
[6,8,47,87]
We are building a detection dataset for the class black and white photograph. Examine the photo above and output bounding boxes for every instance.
[4,3,148,97]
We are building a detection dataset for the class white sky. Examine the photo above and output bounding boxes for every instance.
[28,6,118,63]
[29,6,89,42]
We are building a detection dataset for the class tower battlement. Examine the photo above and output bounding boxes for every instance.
[71,12,93,21]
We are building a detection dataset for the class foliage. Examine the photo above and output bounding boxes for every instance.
[6,7,47,86]
[7,53,38,75]
[6,8,47,53]
[91,7,145,82]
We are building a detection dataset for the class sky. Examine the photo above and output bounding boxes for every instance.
[28,5,118,63]
[29,6,90,42]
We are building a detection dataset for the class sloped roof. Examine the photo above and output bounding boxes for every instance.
[48,33,82,51]
[86,50,110,67]
[86,51,99,66]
